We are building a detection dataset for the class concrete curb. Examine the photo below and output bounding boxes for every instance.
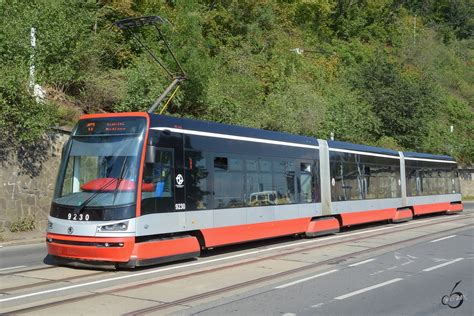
[0,237,45,248]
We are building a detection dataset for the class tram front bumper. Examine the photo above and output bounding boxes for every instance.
[46,233,134,263]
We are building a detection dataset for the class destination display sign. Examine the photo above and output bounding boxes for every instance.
[75,117,146,136]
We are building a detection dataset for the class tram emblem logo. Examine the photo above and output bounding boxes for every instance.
[441,280,464,309]
[175,174,184,188]
[67,226,74,235]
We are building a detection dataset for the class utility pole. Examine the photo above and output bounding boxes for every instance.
[29,27,36,92]
[413,15,417,45]
[29,27,45,102]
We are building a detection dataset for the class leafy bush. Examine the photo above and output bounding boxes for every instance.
[0,0,472,164]
[0,65,58,147]
[9,215,36,233]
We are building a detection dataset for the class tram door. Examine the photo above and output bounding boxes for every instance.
[142,130,185,215]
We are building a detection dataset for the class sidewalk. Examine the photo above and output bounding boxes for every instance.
[0,230,45,248]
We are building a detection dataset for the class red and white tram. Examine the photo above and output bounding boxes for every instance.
[46,112,463,267]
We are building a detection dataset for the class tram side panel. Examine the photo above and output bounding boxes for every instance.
[403,157,463,215]
[326,145,405,226]
[138,123,325,248]
[182,129,322,246]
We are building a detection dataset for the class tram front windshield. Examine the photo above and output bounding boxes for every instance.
[52,118,146,212]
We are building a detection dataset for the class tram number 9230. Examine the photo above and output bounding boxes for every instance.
[175,203,186,210]
[67,213,90,221]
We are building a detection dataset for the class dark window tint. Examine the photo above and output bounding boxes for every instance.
[299,162,314,203]
[273,161,296,204]
[141,148,174,214]
[214,157,228,171]
[246,158,274,206]
[246,159,258,171]
[214,156,244,208]
[185,151,209,210]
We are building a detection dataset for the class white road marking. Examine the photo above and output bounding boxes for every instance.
[275,269,339,289]
[282,313,296,316]
[422,258,464,272]
[401,261,414,266]
[348,258,375,267]
[311,303,325,308]
[0,214,464,303]
[335,278,403,300]
[430,235,456,243]
[369,270,384,276]
[0,265,27,272]
[433,257,448,262]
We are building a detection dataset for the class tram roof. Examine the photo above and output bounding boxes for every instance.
[150,114,319,147]
[148,114,456,162]
[403,151,456,162]
[327,140,400,157]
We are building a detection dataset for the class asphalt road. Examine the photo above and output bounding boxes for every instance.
[0,202,472,315]
[182,227,474,316]
[0,243,47,270]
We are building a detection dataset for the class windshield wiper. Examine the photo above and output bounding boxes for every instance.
[112,156,128,205]
[73,177,119,214]
[74,157,129,213]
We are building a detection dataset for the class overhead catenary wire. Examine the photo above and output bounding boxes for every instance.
[125,28,174,78]
[115,16,187,114]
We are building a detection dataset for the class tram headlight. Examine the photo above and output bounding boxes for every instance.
[98,221,129,232]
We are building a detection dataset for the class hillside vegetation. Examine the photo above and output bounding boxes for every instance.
[1,0,472,164]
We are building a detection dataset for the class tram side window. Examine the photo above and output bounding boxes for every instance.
[421,169,445,195]
[406,167,419,196]
[361,157,400,199]
[330,154,359,201]
[449,168,461,194]
[299,162,313,203]
[185,151,209,210]
[273,160,296,204]
[330,152,401,201]
[244,157,282,206]
[213,156,244,208]
[405,160,459,196]
[141,149,174,214]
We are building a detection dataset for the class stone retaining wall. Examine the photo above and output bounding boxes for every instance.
[460,169,474,197]
[0,130,69,232]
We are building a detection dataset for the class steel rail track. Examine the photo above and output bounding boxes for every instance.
[0,266,55,277]
[0,271,111,293]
